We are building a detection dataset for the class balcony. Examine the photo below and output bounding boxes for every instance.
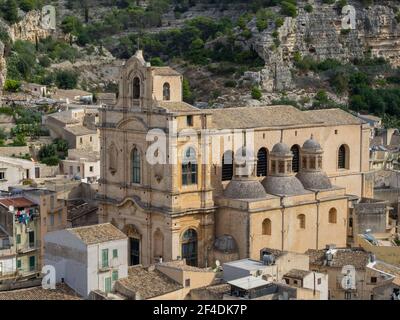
[16,240,40,254]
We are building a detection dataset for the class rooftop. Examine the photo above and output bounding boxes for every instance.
[0,284,81,300]
[208,106,363,130]
[0,197,36,209]
[283,269,311,280]
[223,259,265,271]
[52,89,92,101]
[156,101,201,113]
[116,265,182,299]
[306,247,370,269]
[67,223,127,245]
[194,283,230,298]
[228,276,270,290]
[0,156,34,168]
[303,109,364,126]
[151,66,181,76]
[158,260,210,272]
[64,125,97,136]
[47,112,80,125]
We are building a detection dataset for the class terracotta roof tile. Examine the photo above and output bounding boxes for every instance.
[284,269,312,280]
[68,223,127,245]
[116,265,182,299]
[0,197,36,209]
[0,284,81,300]
[306,248,370,269]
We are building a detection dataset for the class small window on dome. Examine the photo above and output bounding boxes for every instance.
[302,156,307,170]
[309,157,316,169]
[271,160,276,174]
[278,160,285,173]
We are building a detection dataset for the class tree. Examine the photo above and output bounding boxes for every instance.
[182,78,194,104]
[19,0,36,12]
[150,57,164,66]
[55,70,78,89]
[3,0,19,24]
[61,16,82,35]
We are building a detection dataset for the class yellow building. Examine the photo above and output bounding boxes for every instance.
[98,50,373,268]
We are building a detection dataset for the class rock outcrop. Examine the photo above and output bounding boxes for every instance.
[10,10,53,42]
[252,1,400,92]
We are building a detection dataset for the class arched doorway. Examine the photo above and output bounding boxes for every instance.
[181,229,197,266]
[123,224,141,266]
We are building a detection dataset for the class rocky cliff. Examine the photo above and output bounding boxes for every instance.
[253,1,400,92]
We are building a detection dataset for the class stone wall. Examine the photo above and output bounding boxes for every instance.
[353,199,389,235]
[0,146,30,157]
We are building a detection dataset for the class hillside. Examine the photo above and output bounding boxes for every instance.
[2,1,400,126]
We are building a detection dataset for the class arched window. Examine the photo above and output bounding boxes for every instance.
[182,147,197,185]
[181,229,197,266]
[338,145,348,169]
[132,77,141,99]
[163,82,170,101]
[291,145,300,173]
[131,147,141,184]
[297,214,306,229]
[329,208,337,224]
[222,150,234,181]
[262,218,271,235]
[257,148,268,177]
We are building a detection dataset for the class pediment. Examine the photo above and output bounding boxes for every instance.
[116,117,148,131]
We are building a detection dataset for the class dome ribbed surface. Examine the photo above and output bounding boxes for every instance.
[271,142,291,156]
[296,171,332,190]
[224,178,268,199]
[262,175,308,196]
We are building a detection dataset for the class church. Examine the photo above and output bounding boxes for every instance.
[98,50,373,267]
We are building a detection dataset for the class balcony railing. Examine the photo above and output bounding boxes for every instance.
[16,240,40,254]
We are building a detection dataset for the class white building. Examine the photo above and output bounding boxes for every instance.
[282,269,329,300]
[223,249,310,282]
[44,223,128,298]
[0,225,16,279]
[60,149,100,183]
[0,156,36,191]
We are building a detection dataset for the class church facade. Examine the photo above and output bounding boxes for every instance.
[98,51,373,267]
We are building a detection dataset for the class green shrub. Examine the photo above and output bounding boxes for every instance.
[251,86,262,100]
[3,79,21,92]
[304,4,313,13]
[55,70,79,89]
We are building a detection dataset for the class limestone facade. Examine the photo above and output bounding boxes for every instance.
[98,51,372,268]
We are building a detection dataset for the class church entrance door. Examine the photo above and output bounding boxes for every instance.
[130,238,140,265]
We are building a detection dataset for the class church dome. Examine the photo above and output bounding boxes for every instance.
[224,178,268,200]
[262,175,308,196]
[214,235,238,253]
[302,135,321,151]
[296,171,332,190]
[271,142,291,156]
